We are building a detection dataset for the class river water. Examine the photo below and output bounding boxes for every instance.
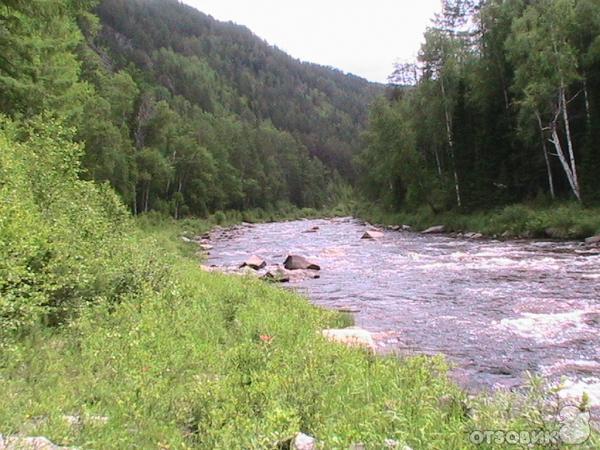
[207,217,600,405]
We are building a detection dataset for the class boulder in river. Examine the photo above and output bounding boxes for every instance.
[283,255,320,270]
[262,267,290,283]
[388,225,401,231]
[422,225,445,234]
[585,235,600,245]
[361,230,384,240]
[303,225,320,233]
[240,255,266,270]
[321,327,375,350]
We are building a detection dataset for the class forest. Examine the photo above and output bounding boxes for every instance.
[360,0,600,214]
[1,0,380,218]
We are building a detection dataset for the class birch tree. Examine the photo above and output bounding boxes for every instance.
[507,0,582,201]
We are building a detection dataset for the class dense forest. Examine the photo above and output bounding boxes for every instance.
[1,0,381,218]
[360,0,600,213]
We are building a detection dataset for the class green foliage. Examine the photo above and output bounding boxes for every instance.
[0,116,166,344]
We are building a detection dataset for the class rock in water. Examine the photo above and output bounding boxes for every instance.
[239,255,266,270]
[422,225,445,234]
[283,255,320,270]
[361,230,384,240]
[293,433,316,450]
[321,327,375,350]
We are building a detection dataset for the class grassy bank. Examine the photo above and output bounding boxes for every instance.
[357,202,600,240]
[2,219,598,448]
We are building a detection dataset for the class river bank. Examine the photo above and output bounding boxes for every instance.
[4,217,598,448]
[356,203,600,241]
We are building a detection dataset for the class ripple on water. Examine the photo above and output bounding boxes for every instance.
[207,218,600,408]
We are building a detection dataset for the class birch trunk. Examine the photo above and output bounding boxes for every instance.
[560,84,581,201]
[549,122,580,201]
[535,111,555,199]
[440,77,462,207]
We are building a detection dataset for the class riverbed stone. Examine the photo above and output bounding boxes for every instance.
[293,432,316,450]
[0,435,75,450]
[303,226,320,233]
[422,225,445,234]
[283,255,320,270]
[240,255,266,270]
[361,230,384,240]
[321,327,375,350]
[585,235,600,245]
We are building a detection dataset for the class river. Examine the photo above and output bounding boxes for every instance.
[206,217,600,407]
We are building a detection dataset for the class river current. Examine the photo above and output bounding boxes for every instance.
[207,217,600,407]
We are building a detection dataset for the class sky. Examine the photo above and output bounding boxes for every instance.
[180,0,442,83]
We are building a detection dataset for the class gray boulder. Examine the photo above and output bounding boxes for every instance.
[293,433,316,450]
[283,255,320,271]
[361,230,384,240]
[585,235,600,245]
[239,255,266,270]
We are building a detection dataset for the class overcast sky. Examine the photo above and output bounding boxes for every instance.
[180,0,442,83]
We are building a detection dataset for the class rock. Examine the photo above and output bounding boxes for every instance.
[321,327,375,350]
[283,255,320,271]
[585,235,600,245]
[501,231,512,238]
[349,444,365,450]
[389,225,401,231]
[384,439,400,448]
[361,230,384,240]
[63,414,108,428]
[401,224,412,231]
[422,225,445,234]
[199,244,213,251]
[0,435,74,450]
[464,232,483,239]
[262,267,290,283]
[303,226,320,233]
[293,432,316,450]
[240,255,266,270]
[181,236,193,243]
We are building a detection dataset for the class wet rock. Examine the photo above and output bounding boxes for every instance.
[464,232,483,239]
[585,235,600,245]
[199,244,213,251]
[321,327,375,350]
[402,224,412,231]
[262,267,290,283]
[283,255,320,271]
[422,225,445,234]
[293,432,316,450]
[361,230,384,240]
[0,435,75,450]
[389,225,401,231]
[240,255,266,270]
[303,226,320,233]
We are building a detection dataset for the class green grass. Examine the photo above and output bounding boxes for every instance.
[356,202,600,240]
[2,221,598,449]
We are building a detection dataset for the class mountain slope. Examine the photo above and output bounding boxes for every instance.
[94,0,382,178]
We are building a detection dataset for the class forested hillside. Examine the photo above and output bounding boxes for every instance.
[360,0,600,212]
[1,0,381,218]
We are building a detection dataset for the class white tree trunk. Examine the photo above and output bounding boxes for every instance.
[535,111,555,199]
[549,122,580,201]
[560,85,581,201]
[440,77,462,207]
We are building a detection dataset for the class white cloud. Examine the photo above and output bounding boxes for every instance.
[180,0,441,83]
